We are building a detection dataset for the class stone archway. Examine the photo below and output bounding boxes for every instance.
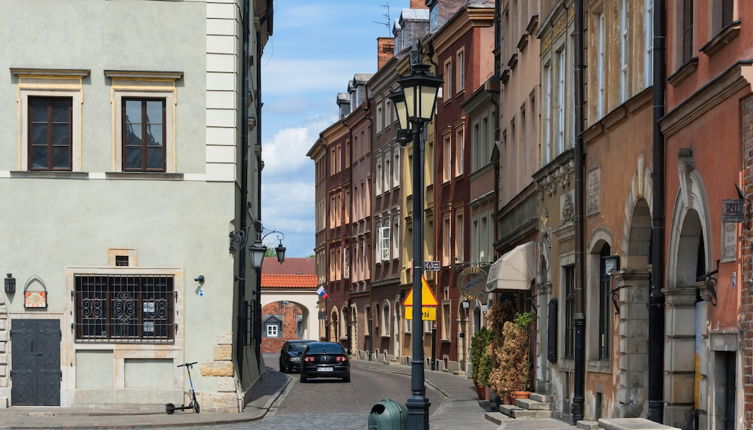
[664,164,712,429]
[260,300,309,354]
[330,309,340,343]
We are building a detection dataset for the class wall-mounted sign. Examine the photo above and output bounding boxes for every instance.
[24,276,47,309]
[318,311,326,320]
[722,199,744,223]
[424,261,441,272]
[457,266,488,300]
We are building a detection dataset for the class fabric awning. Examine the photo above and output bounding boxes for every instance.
[485,242,536,291]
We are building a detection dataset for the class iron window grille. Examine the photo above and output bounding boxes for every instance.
[74,274,174,343]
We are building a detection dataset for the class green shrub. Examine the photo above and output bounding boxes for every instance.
[470,327,493,386]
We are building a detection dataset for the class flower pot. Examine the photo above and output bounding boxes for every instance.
[512,391,530,400]
[476,384,487,400]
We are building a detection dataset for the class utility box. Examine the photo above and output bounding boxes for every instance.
[368,398,407,430]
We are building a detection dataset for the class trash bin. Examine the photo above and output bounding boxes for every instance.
[368,398,407,430]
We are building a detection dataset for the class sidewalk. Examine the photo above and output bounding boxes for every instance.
[0,369,291,429]
[351,358,577,430]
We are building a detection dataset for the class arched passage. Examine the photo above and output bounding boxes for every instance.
[260,300,309,354]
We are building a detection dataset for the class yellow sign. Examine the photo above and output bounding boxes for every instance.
[402,277,439,307]
[404,306,436,321]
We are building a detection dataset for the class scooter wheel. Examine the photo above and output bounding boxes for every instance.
[193,401,200,414]
[165,403,175,415]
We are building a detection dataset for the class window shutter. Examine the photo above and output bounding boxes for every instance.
[547,298,558,363]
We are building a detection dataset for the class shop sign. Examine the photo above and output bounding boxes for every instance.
[457,266,488,300]
[722,199,744,223]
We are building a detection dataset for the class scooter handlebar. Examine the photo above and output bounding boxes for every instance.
[177,361,198,368]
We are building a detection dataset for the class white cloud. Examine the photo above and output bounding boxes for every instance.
[262,116,335,176]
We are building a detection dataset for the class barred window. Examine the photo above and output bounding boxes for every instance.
[74,275,174,343]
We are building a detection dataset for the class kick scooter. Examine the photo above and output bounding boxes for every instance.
[165,361,200,414]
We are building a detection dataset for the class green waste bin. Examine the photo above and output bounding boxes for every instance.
[368,398,407,430]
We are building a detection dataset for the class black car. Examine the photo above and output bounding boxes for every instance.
[300,342,350,383]
[279,340,314,373]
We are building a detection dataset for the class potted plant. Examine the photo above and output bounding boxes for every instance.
[489,311,534,404]
[470,327,493,399]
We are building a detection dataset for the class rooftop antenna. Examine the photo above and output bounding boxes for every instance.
[372,1,392,36]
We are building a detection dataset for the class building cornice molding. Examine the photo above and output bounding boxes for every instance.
[103,70,183,80]
[661,60,753,138]
[10,67,90,78]
[432,8,495,56]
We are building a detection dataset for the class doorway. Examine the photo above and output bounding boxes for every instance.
[11,319,61,406]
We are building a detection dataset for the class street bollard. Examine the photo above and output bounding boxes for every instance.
[367,398,407,430]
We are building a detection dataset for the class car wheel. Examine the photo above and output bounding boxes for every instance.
[279,362,286,373]
[300,375,307,383]
[343,376,350,383]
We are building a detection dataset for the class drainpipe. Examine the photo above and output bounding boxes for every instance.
[648,0,666,423]
[235,0,250,385]
[572,0,586,423]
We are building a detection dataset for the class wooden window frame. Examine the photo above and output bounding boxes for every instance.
[28,96,73,171]
[122,98,167,172]
[682,0,694,65]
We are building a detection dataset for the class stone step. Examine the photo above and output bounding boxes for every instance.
[512,409,553,419]
[514,398,551,410]
[499,404,521,417]
[530,392,552,403]
[598,418,680,430]
[483,411,512,425]
[576,420,599,430]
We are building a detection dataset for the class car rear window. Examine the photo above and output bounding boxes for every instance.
[305,343,345,354]
[289,343,310,352]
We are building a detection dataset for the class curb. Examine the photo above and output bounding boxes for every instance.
[0,371,293,429]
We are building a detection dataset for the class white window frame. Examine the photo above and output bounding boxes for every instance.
[378,225,391,262]
[456,49,465,93]
[620,0,629,102]
[343,247,350,279]
[443,134,452,182]
[557,49,566,154]
[266,324,279,338]
[645,0,654,87]
[443,60,453,100]
[597,12,606,118]
[542,63,552,165]
[455,126,464,177]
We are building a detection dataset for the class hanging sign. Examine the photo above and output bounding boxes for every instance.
[722,199,744,223]
[24,276,48,309]
[456,266,488,300]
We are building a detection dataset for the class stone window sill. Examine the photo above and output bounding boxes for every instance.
[700,20,741,57]
[668,57,699,87]
[105,172,184,181]
[10,170,89,179]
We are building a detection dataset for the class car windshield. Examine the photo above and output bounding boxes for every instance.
[289,343,310,352]
[305,343,344,354]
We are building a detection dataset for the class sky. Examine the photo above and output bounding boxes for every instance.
[260,0,404,257]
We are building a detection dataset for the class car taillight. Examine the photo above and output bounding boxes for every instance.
[336,355,348,362]
[303,356,315,362]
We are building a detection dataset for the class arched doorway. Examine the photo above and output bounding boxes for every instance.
[260,300,309,353]
[457,301,469,372]
[393,300,401,359]
[330,309,340,343]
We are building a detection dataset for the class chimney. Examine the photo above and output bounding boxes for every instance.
[410,0,427,9]
[377,37,395,69]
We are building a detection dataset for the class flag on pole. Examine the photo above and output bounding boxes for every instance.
[316,286,328,299]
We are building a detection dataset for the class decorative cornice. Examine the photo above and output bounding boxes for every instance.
[11,67,90,78]
[103,70,183,80]
[432,7,495,55]
[661,60,753,137]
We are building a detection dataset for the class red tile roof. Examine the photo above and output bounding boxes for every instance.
[261,274,318,289]
[262,257,315,275]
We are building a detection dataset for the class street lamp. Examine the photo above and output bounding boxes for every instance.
[249,239,267,270]
[391,55,442,430]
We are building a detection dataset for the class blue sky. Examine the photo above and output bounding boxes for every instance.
[260,0,403,257]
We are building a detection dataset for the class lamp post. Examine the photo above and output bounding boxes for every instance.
[390,55,442,430]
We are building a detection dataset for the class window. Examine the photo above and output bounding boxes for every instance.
[455,127,464,176]
[443,60,452,99]
[330,147,337,174]
[74,274,174,343]
[441,302,451,340]
[376,156,383,195]
[722,0,734,28]
[681,0,694,64]
[542,63,552,165]
[645,0,654,87]
[393,148,401,187]
[122,98,166,172]
[378,225,390,262]
[598,244,611,360]
[385,98,393,125]
[442,214,451,265]
[28,96,72,171]
[443,134,452,182]
[564,265,575,359]
[382,301,391,336]
[391,216,399,259]
[377,103,384,133]
[385,154,392,192]
[456,49,465,93]
[620,0,629,102]
[266,324,279,338]
[343,247,350,279]
[596,13,606,118]
[335,144,342,172]
[556,49,566,153]
[454,212,464,263]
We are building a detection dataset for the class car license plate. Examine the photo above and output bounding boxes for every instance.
[319,367,333,372]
